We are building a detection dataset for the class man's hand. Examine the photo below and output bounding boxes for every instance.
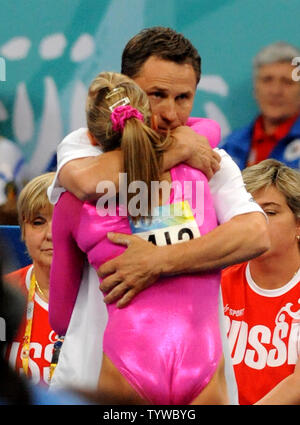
[98,232,162,308]
[168,126,221,179]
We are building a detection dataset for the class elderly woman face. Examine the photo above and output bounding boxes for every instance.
[23,204,53,268]
[253,185,300,258]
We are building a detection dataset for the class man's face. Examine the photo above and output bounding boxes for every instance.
[254,62,300,123]
[133,56,197,133]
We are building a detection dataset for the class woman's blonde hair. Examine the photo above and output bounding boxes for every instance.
[17,172,55,239]
[242,159,300,220]
[86,71,172,220]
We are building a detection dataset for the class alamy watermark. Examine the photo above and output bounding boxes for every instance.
[292,57,300,82]
[95,173,205,224]
[0,57,6,82]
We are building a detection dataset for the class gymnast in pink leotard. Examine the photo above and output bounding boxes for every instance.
[49,72,223,404]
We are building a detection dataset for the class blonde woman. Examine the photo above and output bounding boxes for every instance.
[4,172,60,386]
[222,159,300,404]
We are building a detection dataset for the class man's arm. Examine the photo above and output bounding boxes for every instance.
[98,211,269,307]
[58,126,220,201]
[59,151,123,201]
[163,126,221,179]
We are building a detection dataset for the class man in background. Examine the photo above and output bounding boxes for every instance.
[221,42,300,170]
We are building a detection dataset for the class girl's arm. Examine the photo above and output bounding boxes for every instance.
[162,120,221,178]
[49,192,86,335]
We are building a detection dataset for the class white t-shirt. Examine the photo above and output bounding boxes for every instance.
[49,127,265,402]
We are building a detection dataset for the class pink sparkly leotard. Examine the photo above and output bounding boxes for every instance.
[50,118,222,404]
[50,163,222,404]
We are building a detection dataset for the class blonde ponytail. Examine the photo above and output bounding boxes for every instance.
[86,71,172,221]
[122,118,168,221]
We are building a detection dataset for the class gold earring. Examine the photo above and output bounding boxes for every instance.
[297,235,300,241]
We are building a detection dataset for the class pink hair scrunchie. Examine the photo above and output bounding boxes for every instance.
[110,105,144,133]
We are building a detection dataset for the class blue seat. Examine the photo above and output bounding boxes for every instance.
[0,225,31,273]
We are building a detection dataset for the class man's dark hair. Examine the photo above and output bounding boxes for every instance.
[121,27,201,84]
